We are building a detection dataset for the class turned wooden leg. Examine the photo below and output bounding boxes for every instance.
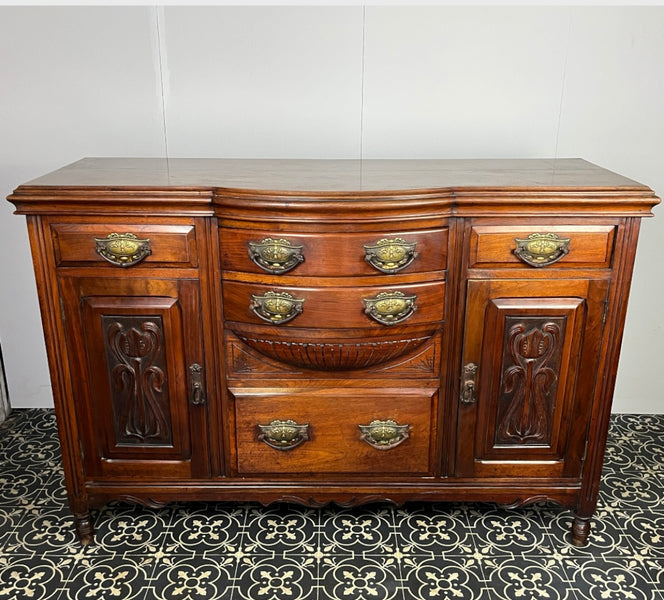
[74,511,95,545]
[571,514,591,546]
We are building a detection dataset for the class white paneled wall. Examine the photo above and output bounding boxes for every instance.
[1,6,663,412]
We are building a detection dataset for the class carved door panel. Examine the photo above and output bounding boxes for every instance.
[456,278,609,479]
[60,277,210,479]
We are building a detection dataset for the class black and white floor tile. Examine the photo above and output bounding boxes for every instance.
[0,409,663,599]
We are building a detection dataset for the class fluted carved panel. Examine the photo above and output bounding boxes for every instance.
[102,316,173,446]
[495,317,565,446]
[236,334,432,371]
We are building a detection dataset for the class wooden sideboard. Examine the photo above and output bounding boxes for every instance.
[8,158,659,546]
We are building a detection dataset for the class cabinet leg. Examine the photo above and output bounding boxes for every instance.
[74,511,95,545]
[571,514,591,546]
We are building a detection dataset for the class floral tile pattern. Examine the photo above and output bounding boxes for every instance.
[0,408,663,600]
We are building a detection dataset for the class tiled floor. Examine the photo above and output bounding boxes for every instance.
[0,409,663,600]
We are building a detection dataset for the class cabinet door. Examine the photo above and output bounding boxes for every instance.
[456,278,608,479]
[60,277,210,479]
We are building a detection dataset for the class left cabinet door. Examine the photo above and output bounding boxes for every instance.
[60,276,210,479]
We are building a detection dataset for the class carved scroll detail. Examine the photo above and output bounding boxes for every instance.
[496,320,563,445]
[103,316,172,445]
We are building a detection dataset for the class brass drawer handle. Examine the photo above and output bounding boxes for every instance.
[363,291,417,326]
[359,419,410,450]
[364,238,418,273]
[94,233,151,267]
[250,291,305,325]
[513,233,570,267]
[248,238,304,274]
[258,419,310,450]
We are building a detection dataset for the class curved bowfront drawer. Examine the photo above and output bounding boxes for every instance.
[222,280,445,328]
[51,222,198,268]
[469,224,616,269]
[231,388,435,475]
[220,227,448,276]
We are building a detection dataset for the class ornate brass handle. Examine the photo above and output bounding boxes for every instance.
[363,291,417,326]
[358,419,410,450]
[188,363,206,406]
[459,362,478,405]
[248,238,304,274]
[94,233,151,267]
[513,233,571,267]
[258,419,310,450]
[364,238,418,273]
[250,291,305,325]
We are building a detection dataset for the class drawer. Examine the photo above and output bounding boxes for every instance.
[222,280,445,328]
[220,227,448,276]
[232,388,435,475]
[469,224,616,269]
[51,223,198,268]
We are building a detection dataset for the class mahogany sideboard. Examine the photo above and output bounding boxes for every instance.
[8,158,659,545]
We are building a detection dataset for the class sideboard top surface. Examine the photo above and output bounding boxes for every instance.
[15,157,652,192]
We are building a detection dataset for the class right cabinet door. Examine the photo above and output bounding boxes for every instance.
[456,278,609,479]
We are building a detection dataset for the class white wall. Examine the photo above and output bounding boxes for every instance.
[1,6,663,412]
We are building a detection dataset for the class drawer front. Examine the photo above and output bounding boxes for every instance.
[232,389,435,475]
[51,223,198,268]
[220,228,448,276]
[469,224,616,269]
[223,280,445,328]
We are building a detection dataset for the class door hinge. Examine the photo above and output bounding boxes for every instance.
[581,438,590,463]
[78,438,85,462]
[60,296,67,323]
[602,299,610,324]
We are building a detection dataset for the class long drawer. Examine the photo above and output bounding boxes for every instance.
[220,227,448,276]
[232,388,436,475]
[222,280,445,328]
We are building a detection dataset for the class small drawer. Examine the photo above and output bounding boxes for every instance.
[469,225,616,269]
[232,388,435,475]
[222,280,445,328]
[51,223,198,268]
[220,227,448,276]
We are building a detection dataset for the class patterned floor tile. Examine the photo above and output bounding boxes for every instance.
[0,555,74,600]
[401,555,486,600]
[235,555,320,600]
[483,556,578,600]
[394,504,475,556]
[62,555,156,600]
[0,465,55,508]
[318,554,404,600]
[600,471,664,510]
[319,506,396,555]
[4,505,79,556]
[92,504,171,556]
[622,511,664,557]
[0,506,25,553]
[243,504,319,554]
[602,436,641,473]
[467,507,554,557]
[562,557,664,600]
[610,414,664,437]
[161,502,246,556]
[147,555,235,600]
